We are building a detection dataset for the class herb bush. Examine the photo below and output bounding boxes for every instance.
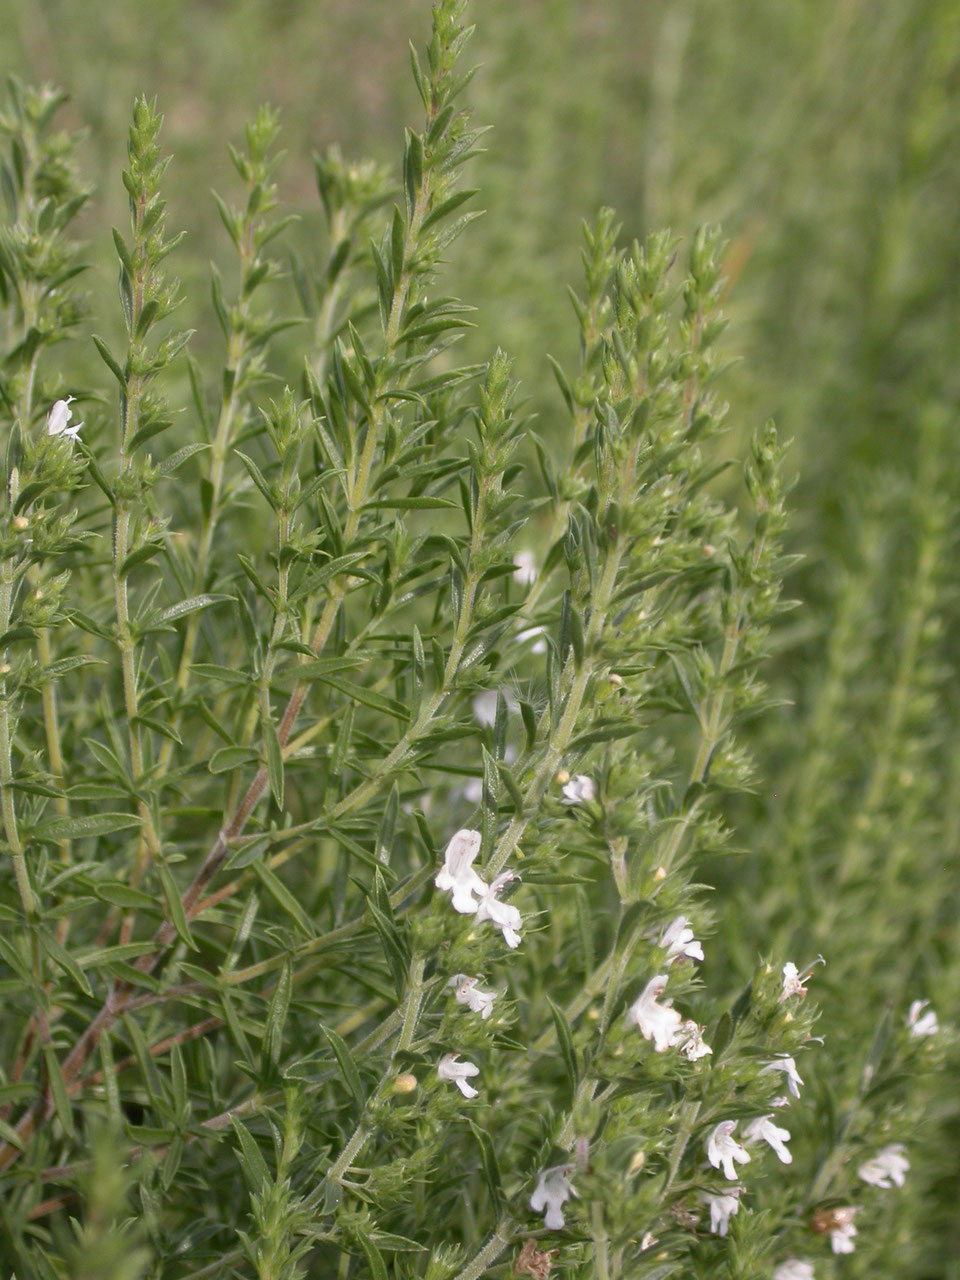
[0,3,954,1278]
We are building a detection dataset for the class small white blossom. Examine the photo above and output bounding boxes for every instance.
[779,956,824,1001]
[780,962,806,1000]
[513,550,538,587]
[706,1120,751,1181]
[830,1215,858,1255]
[703,1188,742,1237]
[660,915,704,963]
[640,1232,658,1251]
[907,999,939,1038]
[475,870,523,948]
[530,1164,576,1230]
[773,1261,815,1280]
[761,1055,804,1098]
[437,1052,480,1098]
[627,975,683,1052]
[677,1020,712,1061]
[744,1114,792,1164]
[858,1144,909,1188]
[561,774,596,806]
[435,828,487,914]
[449,973,498,1020]
[46,397,83,440]
[770,1095,791,1109]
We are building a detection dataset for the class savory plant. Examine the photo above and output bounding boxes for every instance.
[0,4,949,1278]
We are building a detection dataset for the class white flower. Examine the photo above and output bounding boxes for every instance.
[907,999,939,1038]
[530,1164,576,1230]
[858,1144,909,1188]
[435,828,487,914]
[513,550,538,586]
[703,1188,742,1237]
[830,1214,858,1255]
[780,962,806,1000]
[627,975,683,1052]
[449,973,498,1020]
[437,1052,480,1098]
[640,1232,658,1251]
[46,397,83,440]
[706,1121,751,1181]
[677,1020,712,1061]
[660,916,704,963]
[773,1261,815,1280]
[475,870,523,948]
[761,1055,803,1098]
[779,956,823,1001]
[561,774,596,806]
[744,1114,792,1164]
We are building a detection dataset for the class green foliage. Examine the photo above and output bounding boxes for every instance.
[0,4,957,1280]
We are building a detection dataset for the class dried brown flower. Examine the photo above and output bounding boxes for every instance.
[514,1238,557,1278]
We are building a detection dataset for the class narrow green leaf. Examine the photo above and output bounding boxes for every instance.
[119,542,164,579]
[376,783,399,865]
[319,1021,364,1105]
[156,594,230,624]
[547,995,578,1096]
[92,333,126,386]
[264,720,284,807]
[156,861,197,951]
[367,902,408,998]
[42,1044,74,1138]
[170,1041,189,1120]
[313,673,407,720]
[251,859,313,936]
[155,442,209,478]
[262,961,292,1067]
[356,1230,389,1280]
[35,812,141,842]
[39,927,93,997]
[467,1118,502,1212]
[231,1116,271,1194]
[0,1116,25,1151]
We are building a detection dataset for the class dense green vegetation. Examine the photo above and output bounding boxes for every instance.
[0,2,956,1276]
